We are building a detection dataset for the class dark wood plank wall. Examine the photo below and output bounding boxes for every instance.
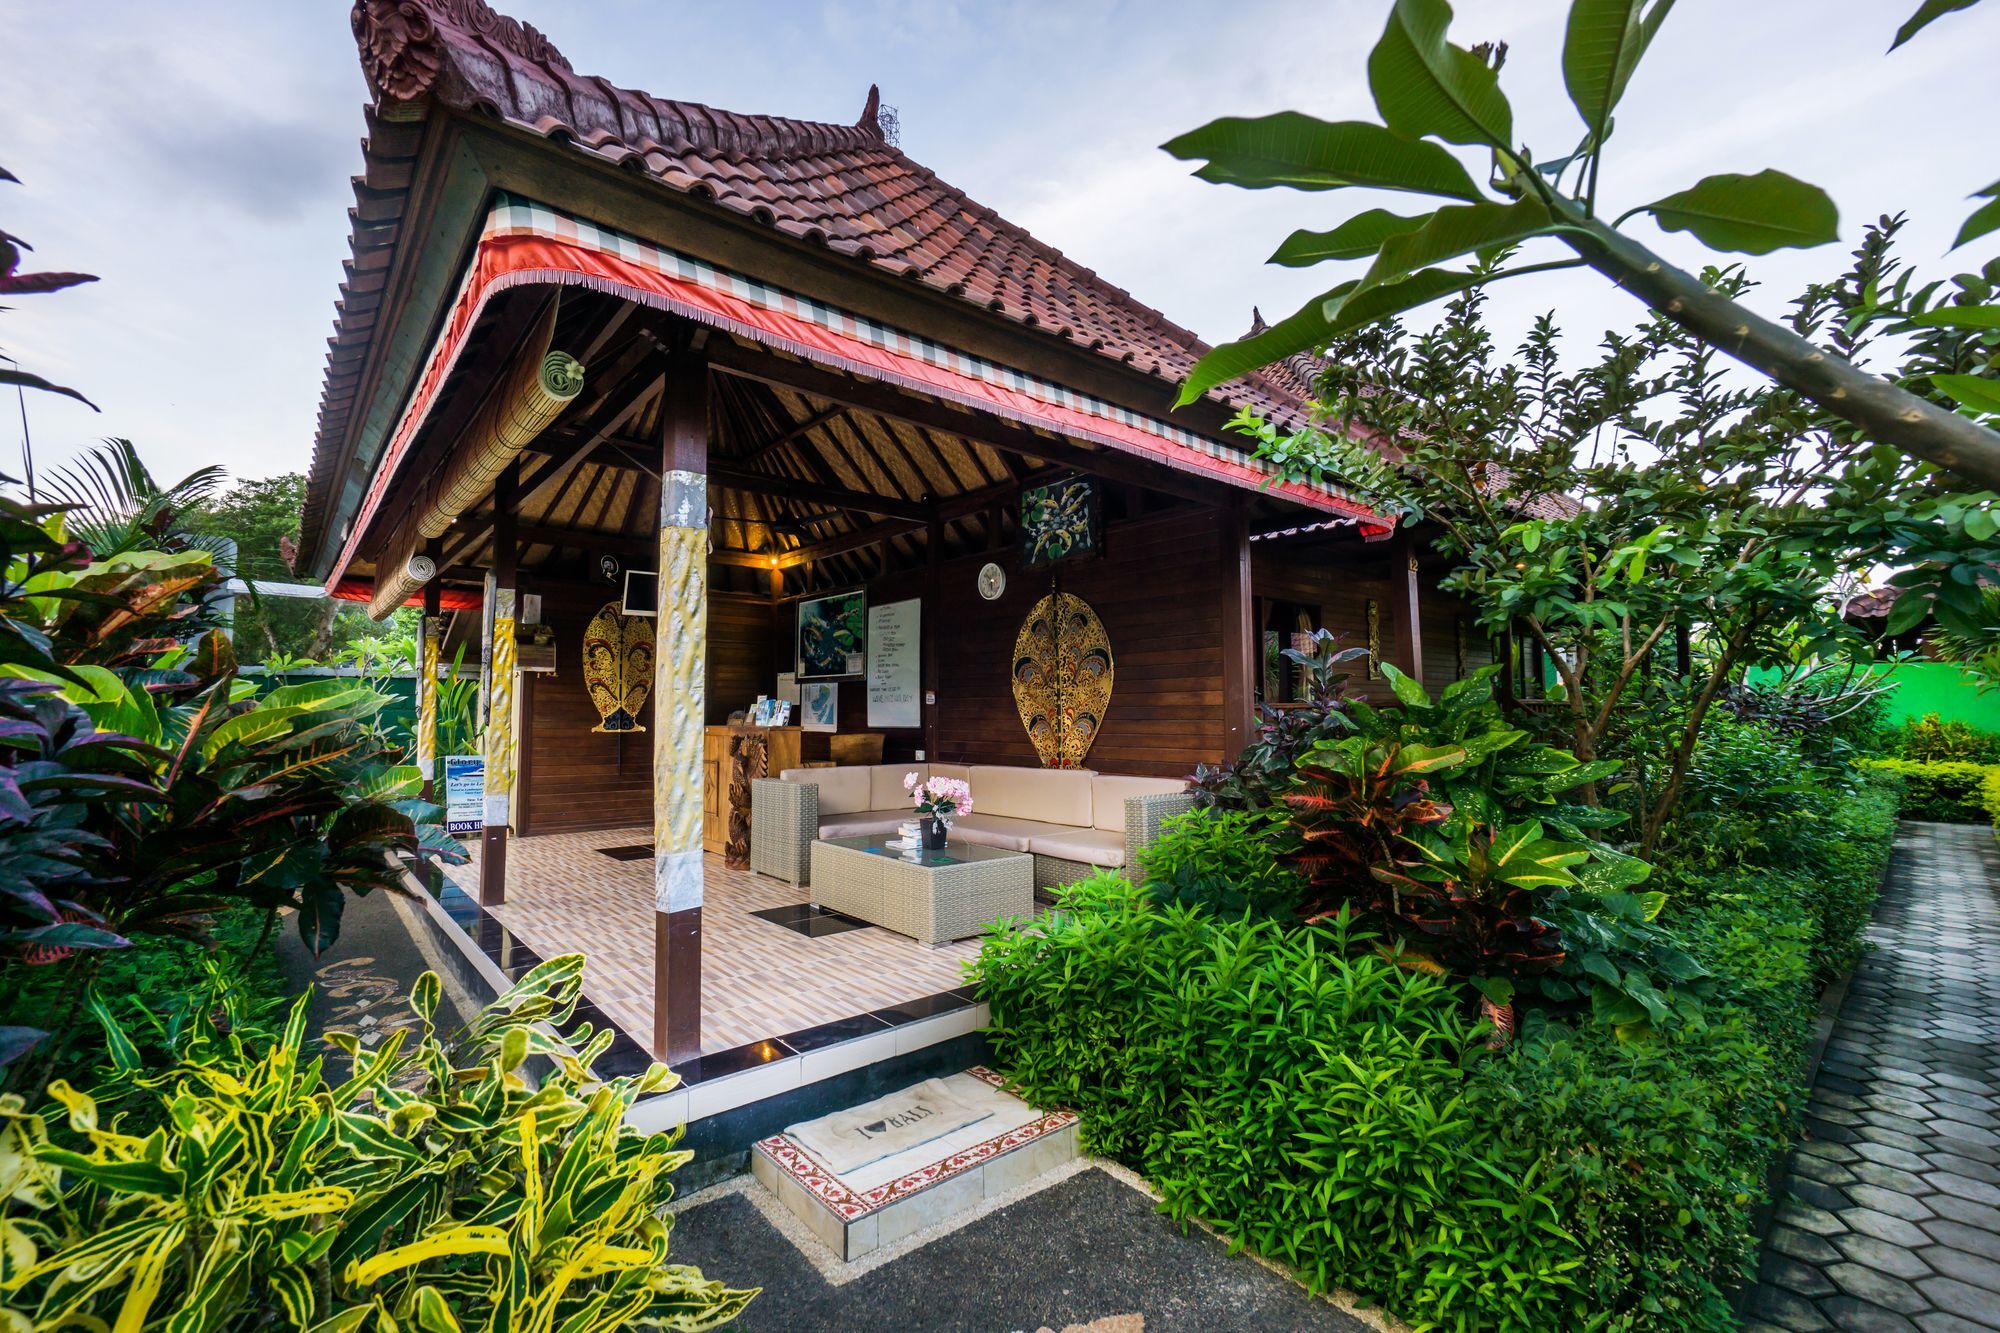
[1252,543,1395,704]
[1422,604,1497,697]
[515,515,1496,833]
[768,508,1228,779]
[706,592,777,727]
[518,585,773,835]
[1250,542,1494,705]
[930,506,1228,778]
[517,587,655,836]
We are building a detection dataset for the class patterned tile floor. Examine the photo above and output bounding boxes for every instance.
[1745,821,2000,1332]
[450,828,981,1056]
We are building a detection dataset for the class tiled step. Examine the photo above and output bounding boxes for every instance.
[750,1067,1077,1261]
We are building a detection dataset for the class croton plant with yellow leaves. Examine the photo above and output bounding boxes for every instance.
[0,953,752,1331]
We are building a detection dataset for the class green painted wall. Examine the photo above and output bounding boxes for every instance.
[1866,663,2000,729]
[1747,662,2000,730]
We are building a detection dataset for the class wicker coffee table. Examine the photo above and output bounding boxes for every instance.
[808,835,1034,946]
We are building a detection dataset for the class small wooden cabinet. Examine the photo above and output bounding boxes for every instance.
[702,724,805,854]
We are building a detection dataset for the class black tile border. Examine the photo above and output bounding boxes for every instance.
[402,852,982,1094]
[773,1012,893,1053]
[748,904,871,938]
[866,990,975,1025]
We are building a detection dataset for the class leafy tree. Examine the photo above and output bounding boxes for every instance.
[1234,218,2000,853]
[181,471,417,663]
[1163,0,2000,490]
[1926,589,2000,688]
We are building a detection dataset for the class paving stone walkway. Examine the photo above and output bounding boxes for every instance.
[1747,821,2000,1332]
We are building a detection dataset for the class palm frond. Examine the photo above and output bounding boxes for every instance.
[42,439,228,558]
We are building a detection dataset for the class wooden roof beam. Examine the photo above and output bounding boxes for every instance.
[737,403,844,465]
[935,464,1062,520]
[707,464,928,522]
[518,362,668,512]
[513,522,653,557]
[714,518,922,571]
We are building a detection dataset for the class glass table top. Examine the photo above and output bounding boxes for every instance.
[818,833,1028,868]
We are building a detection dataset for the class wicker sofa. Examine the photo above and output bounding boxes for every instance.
[748,763,1194,890]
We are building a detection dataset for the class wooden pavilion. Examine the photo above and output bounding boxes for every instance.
[299,0,1491,1095]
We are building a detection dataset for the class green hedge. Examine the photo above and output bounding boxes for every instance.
[1856,757,2000,824]
[976,788,1896,1331]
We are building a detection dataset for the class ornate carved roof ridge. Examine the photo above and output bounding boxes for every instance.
[353,0,885,159]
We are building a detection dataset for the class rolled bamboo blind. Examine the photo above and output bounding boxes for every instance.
[368,305,585,618]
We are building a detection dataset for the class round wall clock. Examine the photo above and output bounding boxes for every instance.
[977,562,1007,601]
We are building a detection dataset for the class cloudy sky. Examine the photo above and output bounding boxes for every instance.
[5,0,1998,491]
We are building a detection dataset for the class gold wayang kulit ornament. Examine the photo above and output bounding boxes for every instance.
[582,601,654,732]
[1011,591,1113,769]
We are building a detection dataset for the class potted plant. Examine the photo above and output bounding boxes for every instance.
[905,773,973,850]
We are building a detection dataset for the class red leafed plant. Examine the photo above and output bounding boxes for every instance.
[1280,735,1465,917]
[1373,820,1577,975]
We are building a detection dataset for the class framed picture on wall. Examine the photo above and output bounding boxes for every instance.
[1019,475,1100,569]
[800,681,838,732]
[796,587,867,679]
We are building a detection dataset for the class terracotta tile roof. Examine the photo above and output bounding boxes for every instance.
[1240,307,1324,403]
[306,0,1313,566]
[1842,586,1899,620]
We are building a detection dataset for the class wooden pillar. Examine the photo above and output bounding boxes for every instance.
[923,512,943,763]
[479,462,520,906]
[1393,529,1425,684]
[767,562,786,699]
[417,557,442,803]
[652,352,708,1066]
[1220,502,1255,757]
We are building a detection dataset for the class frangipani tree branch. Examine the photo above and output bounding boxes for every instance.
[1548,201,2000,489]
[1165,0,2000,492]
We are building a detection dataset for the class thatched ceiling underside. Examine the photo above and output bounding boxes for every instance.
[350,289,1279,599]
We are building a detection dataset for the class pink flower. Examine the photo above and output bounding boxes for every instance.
[903,771,921,792]
[910,775,973,816]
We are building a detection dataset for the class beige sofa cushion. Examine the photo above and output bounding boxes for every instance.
[946,814,1077,854]
[1090,775,1189,832]
[779,765,871,815]
[816,810,912,839]
[871,764,925,811]
[969,765,1094,827]
[930,762,971,784]
[1027,827,1128,869]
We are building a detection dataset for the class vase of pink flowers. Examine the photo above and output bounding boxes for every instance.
[905,772,972,850]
